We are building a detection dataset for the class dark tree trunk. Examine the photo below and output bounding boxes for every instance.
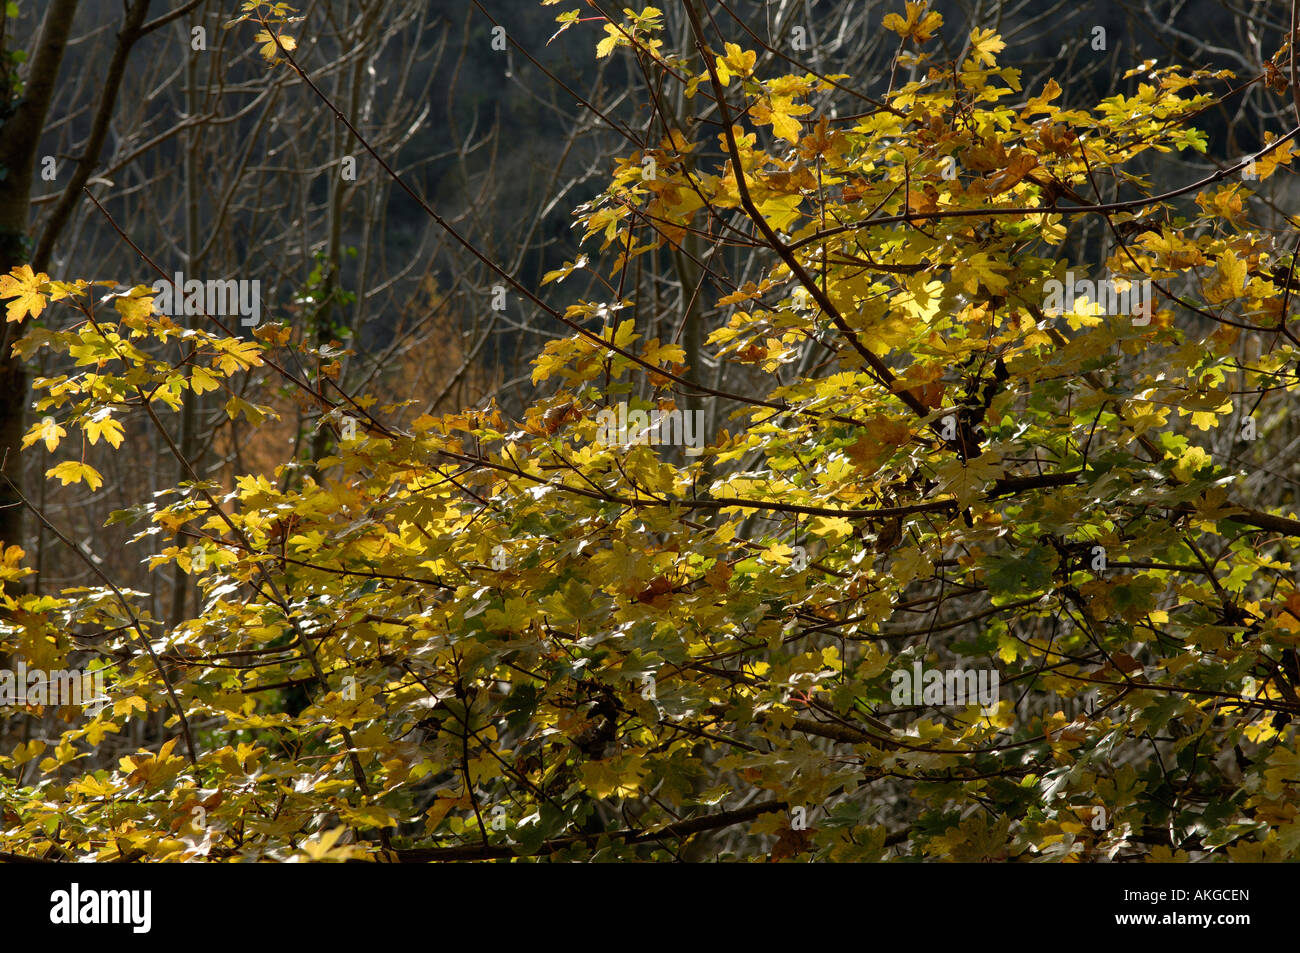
[0,0,80,557]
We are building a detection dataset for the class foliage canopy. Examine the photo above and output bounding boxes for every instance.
[3,1,1300,861]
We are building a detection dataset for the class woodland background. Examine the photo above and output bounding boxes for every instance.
[2,0,1300,862]
[3,0,1288,617]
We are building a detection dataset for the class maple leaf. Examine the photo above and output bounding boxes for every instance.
[1172,444,1212,482]
[22,417,67,453]
[934,453,1003,506]
[715,42,755,86]
[846,420,912,473]
[254,29,296,62]
[596,23,622,58]
[882,2,943,43]
[113,290,156,326]
[1205,250,1247,304]
[189,366,222,394]
[1253,133,1297,180]
[46,461,104,491]
[0,264,50,323]
[967,28,1006,68]
[83,410,125,449]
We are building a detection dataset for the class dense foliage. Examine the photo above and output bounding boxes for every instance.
[3,0,1300,861]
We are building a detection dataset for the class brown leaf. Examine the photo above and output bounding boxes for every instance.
[874,516,904,553]
[704,560,734,590]
[907,184,940,220]
[635,574,674,603]
[541,401,580,434]
[1036,122,1077,155]
[770,825,812,861]
[1112,653,1144,674]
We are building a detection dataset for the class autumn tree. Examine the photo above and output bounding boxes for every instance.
[4,0,1300,862]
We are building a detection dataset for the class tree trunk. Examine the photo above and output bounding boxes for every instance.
[0,0,81,555]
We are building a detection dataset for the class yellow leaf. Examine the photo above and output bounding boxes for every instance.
[1205,250,1246,304]
[752,94,811,144]
[882,2,943,43]
[1172,445,1211,482]
[294,826,361,862]
[935,453,1003,506]
[22,417,67,452]
[114,696,149,718]
[83,411,125,449]
[12,739,45,766]
[68,775,119,798]
[254,29,296,61]
[1189,401,1232,431]
[716,42,755,86]
[190,366,222,394]
[1253,134,1296,181]
[113,292,155,326]
[0,264,49,323]
[967,28,1006,68]
[596,24,621,58]
[810,515,853,541]
[46,461,105,491]
[771,109,803,144]
[722,41,755,75]
[1023,78,1062,115]
[757,193,803,229]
